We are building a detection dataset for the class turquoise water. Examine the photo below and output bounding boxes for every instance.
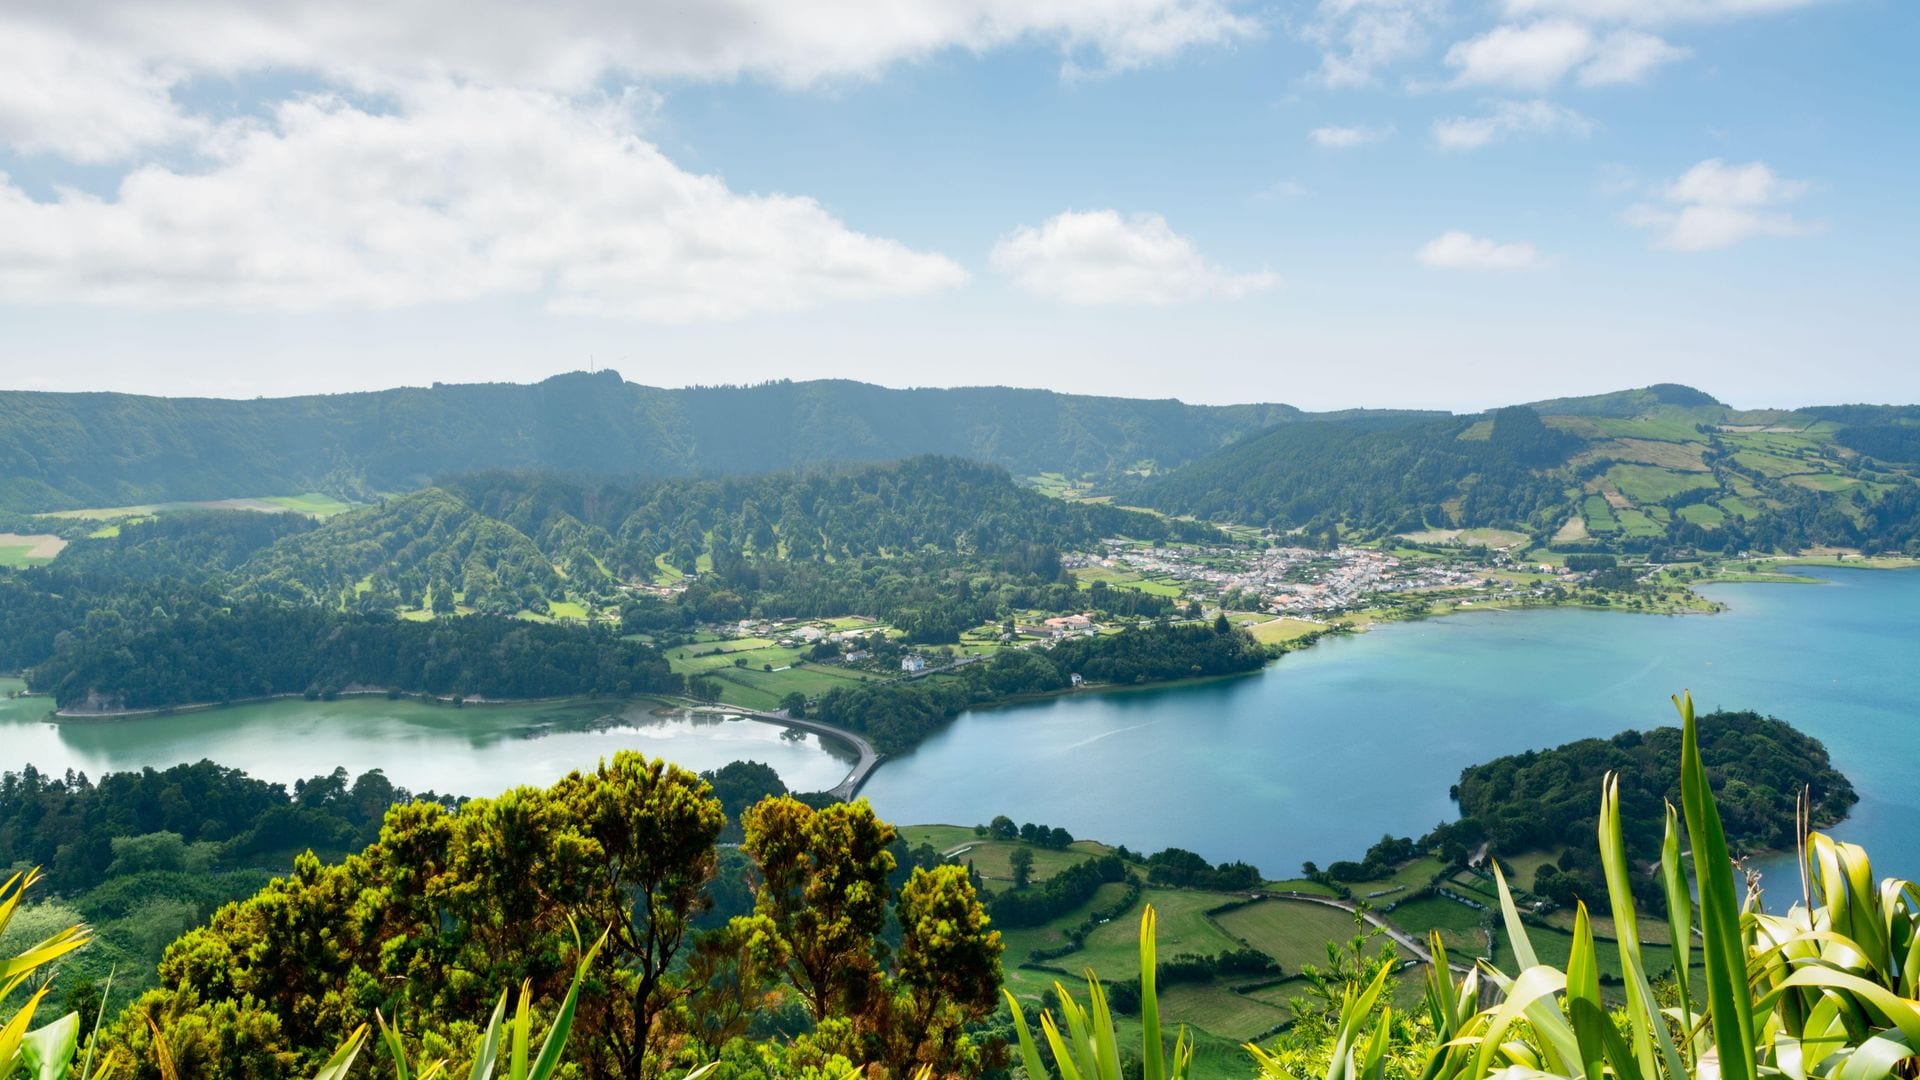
[0,693,857,795]
[859,568,1920,886]
[5,569,1915,892]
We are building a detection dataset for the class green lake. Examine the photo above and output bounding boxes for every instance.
[6,567,1917,888]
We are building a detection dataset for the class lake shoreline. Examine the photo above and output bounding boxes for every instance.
[49,688,613,721]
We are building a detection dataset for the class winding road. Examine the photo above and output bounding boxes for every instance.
[680,702,881,799]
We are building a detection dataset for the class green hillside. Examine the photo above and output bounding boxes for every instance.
[1136,387,1920,555]
[0,372,1309,512]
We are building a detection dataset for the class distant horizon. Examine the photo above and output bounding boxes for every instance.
[2,1,1914,416]
[2,368,1911,418]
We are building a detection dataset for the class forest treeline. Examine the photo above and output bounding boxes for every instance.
[70,754,1011,1079]
[807,620,1269,753]
[25,604,680,709]
[1438,710,1855,911]
[0,371,1313,511]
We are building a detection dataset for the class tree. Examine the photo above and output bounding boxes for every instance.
[780,692,808,718]
[988,815,1017,841]
[741,797,897,1021]
[886,865,1004,1075]
[1008,847,1034,890]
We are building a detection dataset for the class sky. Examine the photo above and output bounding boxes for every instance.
[0,0,1914,412]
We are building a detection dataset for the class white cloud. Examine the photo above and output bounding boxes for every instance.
[1624,158,1816,250]
[0,19,204,162]
[1417,230,1549,270]
[3,2,1259,102]
[1432,99,1593,149]
[1310,124,1391,147]
[1578,29,1691,84]
[1445,20,1686,88]
[1300,0,1445,88]
[0,85,968,317]
[1501,0,1825,24]
[1446,21,1596,88]
[990,209,1277,305]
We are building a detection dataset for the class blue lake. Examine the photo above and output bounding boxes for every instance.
[862,567,1920,889]
[5,568,1915,894]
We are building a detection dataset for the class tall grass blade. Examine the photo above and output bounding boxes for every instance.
[1141,904,1165,1080]
[1676,690,1758,1080]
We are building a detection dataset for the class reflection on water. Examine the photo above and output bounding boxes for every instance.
[0,690,855,795]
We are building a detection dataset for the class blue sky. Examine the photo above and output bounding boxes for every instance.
[0,0,1912,411]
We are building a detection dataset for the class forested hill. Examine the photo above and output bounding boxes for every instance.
[212,456,1210,614]
[1131,407,1579,539]
[0,371,1311,511]
[1133,389,1920,554]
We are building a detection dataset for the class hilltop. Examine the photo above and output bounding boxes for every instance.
[0,372,1310,512]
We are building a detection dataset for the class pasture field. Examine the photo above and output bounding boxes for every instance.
[262,493,356,517]
[545,600,588,620]
[0,532,66,567]
[694,663,876,711]
[1582,495,1619,533]
[1677,502,1725,527]
[1260,877,1340,897]
[1592,438,1710,471]
[1584,416,1709,443]
[997,880,1138,996]
[1605,464,1716,504]
[1070,565,1185,597]
[1732,449,1812,478]
[1612,508,1664,537]
[1717,496,1762,519]
[1214,899,1369,970]
[1075,889,1243,980]
[1788,472,1859,493]
[1491,923,1684,982]
[1345,855,1448,899]
[40,493,352,519]
[903,835,1117,885]
[1536,907,1677,945]
[1388,895,1491,958]
[1552,515,1590,543]
[1246,617,1323,645]
[1156,982,1290,1042]
[1490,849,1558,885]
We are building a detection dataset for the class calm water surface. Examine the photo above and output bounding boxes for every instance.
[0,693,857,795]
[4,568,1915,889]
[860,567,1920,885]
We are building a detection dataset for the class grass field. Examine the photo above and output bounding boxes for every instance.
[1605,464,1716,504]
[1677,502,1725,527]
[896,834,1117,886]
[1260,877,1340,897]
[1214,900,1369,971]
[1731,449,1813,478]
[693,663,876,711]
[1788,472,1860,493]
[1246,617,1324,645]
[41,493,353,519]
[1156,981,1291,1042]
[0,532,66,567]
[262,493,356,517]
[1345,855,1448,898]
[1388,895,1490,958]
[1071,566,1185,597]
[1076,890,1244,982]
[1491,922,1685,982]
[1613,508,1664,537]
[1582,494,1619,533]
[1590,438,1711,471]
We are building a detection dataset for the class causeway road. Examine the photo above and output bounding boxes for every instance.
[680,701,881,800]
